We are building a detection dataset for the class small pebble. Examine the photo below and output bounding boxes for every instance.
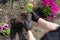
[0,9,2,11]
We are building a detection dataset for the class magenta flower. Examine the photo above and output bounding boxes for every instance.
[41,0,59,19]
[48,13,55,19]
[50,5,59,12]
[3,23,9,29]
[42,1,46,6]
[42,0,54,6]
[42,0,59,12]
[0,26,3,32]
[49,1,54,6]
[42,0,49,6]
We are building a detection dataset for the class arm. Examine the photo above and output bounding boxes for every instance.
[31,11,59,31]
[27,30,36,40]
[37,18,59,30]
[24,13,36,40]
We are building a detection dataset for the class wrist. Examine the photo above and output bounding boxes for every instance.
[27,30,36,40]
[26,28,32,32]
[27,30,32,36]
[37,18,41,23]
[27,30,32,33]
[37,18,43,23]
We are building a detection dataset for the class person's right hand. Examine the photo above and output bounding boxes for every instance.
[30,7,41,22]
[31,11,40,22]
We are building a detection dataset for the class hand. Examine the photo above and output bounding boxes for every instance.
[31,11,40,22]
[24,13,32,31]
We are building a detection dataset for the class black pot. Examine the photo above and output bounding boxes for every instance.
[33,7,47,19]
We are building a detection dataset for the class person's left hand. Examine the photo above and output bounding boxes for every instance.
[24,14,32,31]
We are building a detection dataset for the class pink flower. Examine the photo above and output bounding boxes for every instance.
[42,0,49,6]
[42,0,59,12]
[42,0,54,6]
[48,13,55,19]
[0,26,3,32]
[49,1,54,6]
[41,0,59,19]
[3,23,9,29]
[50,5,59,12]
[42,2,46,6]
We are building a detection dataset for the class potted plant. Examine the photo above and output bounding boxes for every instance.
[34,0,59,20]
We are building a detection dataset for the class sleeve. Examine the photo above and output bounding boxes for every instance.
[41,26,60,40]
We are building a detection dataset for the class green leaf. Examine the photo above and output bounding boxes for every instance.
[2,29,6,35]
[27,7,33,12]
[0,22,5,25]
[39,5,51,17]
[3,33,5,35]
[6,28,10,35]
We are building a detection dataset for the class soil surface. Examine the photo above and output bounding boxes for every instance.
[0,0,60,40]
